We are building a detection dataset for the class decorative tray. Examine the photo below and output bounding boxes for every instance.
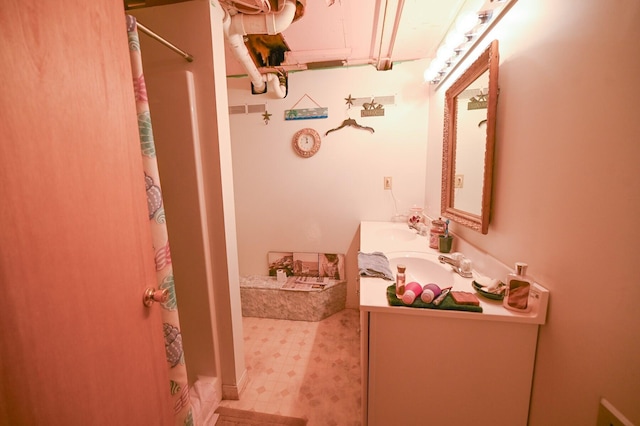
[472,280,505,301]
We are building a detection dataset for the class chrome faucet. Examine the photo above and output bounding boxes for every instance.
[438,253,473,278]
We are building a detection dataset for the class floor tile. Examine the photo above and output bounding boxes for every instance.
[218,309,362,426]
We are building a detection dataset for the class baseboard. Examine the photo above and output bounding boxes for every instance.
[221,368,248,400]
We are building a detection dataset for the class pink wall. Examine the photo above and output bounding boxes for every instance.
[427,0,640,424]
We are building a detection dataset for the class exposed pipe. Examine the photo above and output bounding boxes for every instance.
[223,0,297,97]
[374,0,405,71]
[229,0,296,35]
[223,16,266,89]
[266,72,287,98]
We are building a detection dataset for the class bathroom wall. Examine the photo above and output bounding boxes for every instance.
[131,1,247,398]
[227,62,430,307]
[179,0,638,422]
[426,0,640,424]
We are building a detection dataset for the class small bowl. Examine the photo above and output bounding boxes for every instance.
[472,280,505,300]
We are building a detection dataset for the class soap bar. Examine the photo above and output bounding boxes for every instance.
[451,291,480,306]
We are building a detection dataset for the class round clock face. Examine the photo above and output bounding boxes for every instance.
[292,128,321,158]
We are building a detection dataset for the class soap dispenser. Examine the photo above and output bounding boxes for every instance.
[503,262,533,313]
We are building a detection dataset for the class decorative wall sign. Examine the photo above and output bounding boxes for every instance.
[343,95,395,117]
[361,99,385,117]
[468,91,488,110]
[285,93,328,120]
[351,95,395,108]
[285,107,328,120]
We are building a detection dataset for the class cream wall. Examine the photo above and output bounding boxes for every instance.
[227,0,639,422]
[227,62,430,307]
[427,0,640,424]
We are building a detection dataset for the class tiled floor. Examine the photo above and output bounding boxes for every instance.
[218,309,362,426]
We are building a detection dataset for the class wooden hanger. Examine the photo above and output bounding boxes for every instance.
[325,118,375,136]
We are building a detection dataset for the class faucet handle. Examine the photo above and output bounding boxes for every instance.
[459,258,472,275]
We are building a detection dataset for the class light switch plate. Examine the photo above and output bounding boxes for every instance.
[597,398,634,426]
[383,176,392,190]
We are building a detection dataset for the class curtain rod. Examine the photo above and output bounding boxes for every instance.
[136,21,194,62]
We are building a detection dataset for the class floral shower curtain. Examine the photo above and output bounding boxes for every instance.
[126,15,193,426]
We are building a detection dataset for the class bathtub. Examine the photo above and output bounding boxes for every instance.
[239,275,347,321]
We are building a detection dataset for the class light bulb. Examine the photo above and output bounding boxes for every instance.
[445,30,465,51]
[455,11,478,33]
[429,57,445,73]
[423,67,439,83]
[436,45,453,62]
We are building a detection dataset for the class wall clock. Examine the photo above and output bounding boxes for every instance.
[292,128,321,158]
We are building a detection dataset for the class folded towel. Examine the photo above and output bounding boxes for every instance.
[386,285,483,312]
[358,251,394,280]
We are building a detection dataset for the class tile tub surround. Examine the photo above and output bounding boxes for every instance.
[240,275,347,321]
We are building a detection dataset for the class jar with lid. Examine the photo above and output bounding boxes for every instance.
[429,218,446,249]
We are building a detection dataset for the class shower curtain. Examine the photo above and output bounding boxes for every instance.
[126,15,193,426]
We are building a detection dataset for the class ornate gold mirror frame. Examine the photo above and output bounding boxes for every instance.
[441,40,499,234]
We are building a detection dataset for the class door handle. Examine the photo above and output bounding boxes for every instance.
[143,288,169,307]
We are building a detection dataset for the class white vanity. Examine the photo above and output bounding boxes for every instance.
[359,221,549,426]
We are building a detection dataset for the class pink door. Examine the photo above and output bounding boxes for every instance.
[0,1,174,424]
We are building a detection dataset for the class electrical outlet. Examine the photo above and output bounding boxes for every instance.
[383,176,392,190]
[454,174,464,188]
[597,398,633,426]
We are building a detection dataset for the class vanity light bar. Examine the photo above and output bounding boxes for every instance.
[424,0,513,85]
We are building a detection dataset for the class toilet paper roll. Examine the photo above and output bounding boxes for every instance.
[276,269,287,283]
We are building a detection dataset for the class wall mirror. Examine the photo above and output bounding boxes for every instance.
[441,39,499,234]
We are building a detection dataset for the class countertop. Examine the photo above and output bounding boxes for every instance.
[359,221,549,325]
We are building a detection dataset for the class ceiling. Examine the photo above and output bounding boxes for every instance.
[221,0,484,77]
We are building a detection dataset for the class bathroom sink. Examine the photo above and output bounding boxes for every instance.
[387,251,455,288]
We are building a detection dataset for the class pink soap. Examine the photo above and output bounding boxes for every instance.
[401,282,423,305]
[421,283,441,303]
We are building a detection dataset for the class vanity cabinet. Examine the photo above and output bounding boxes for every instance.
[361,310,538,426]
[359,221,548,426]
